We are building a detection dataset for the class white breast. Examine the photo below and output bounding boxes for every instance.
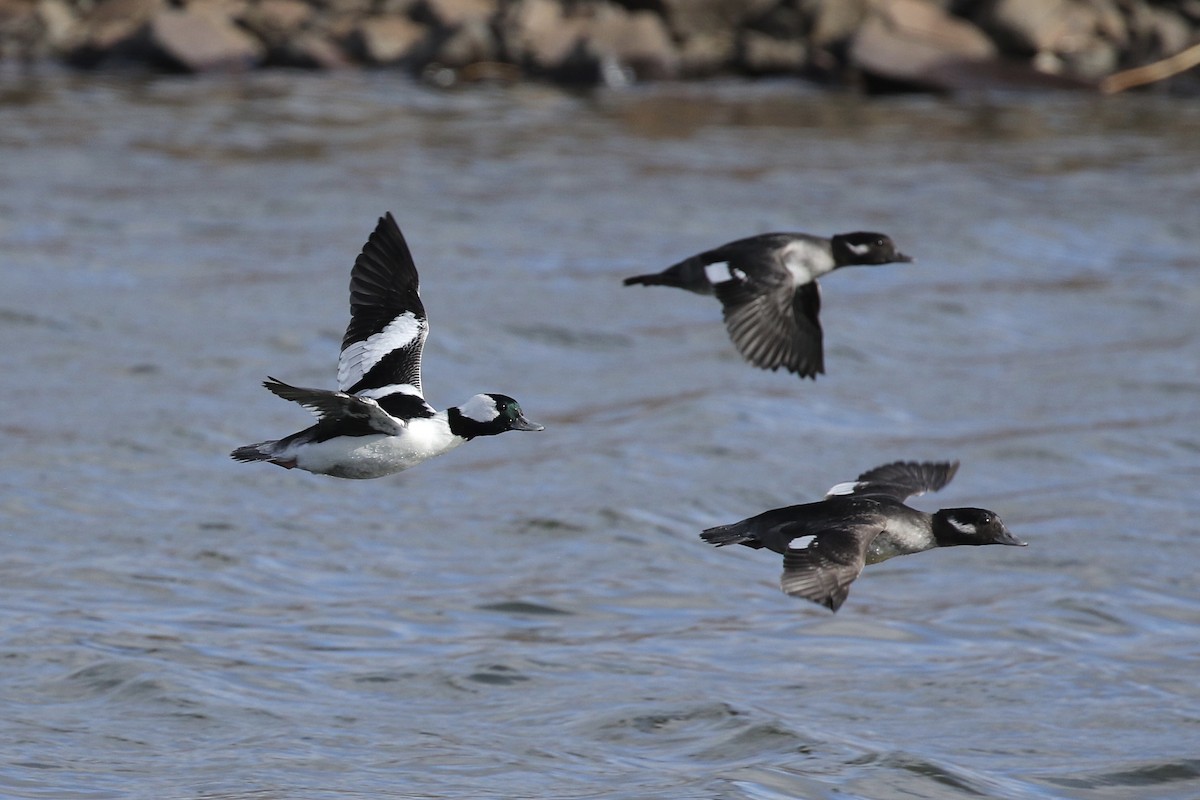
[780,240,836,284]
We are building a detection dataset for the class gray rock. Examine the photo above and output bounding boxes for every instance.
[148,7,265,71]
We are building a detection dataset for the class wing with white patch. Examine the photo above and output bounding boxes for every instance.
[716,279,824,378]
[828,460,959,502]
[779,527,873,612]
[337,213,429,396]
[263,377,405,435]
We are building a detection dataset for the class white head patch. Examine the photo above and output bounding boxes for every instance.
[704,262,739,285]
[826,481,862,497]
[460,394,500,423]
[788,535,817,551]
[846,241,872,256]
[948,517,976,536]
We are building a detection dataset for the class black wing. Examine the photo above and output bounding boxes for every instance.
[337,213,430,396]
[263,377,405,436]
[779,526,876,612]
[706,238,824,378]
[825,460,960,503]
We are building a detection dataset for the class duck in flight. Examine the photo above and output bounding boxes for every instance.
[623,231,912,378]
[701,460,1025,611]
[231,213,543,479]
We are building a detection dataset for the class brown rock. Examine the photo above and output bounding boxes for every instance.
[502,0,588,71]
[72,0,164,59]
[978,0,1075,53]
[657,0,775,41]
[148,7,264,71]
[36,0,80,51]
[418,0,495,29]
[240,0,312,44]
[805,0,870,47]
[586,6,678,80]
[354,15,427,64]
[849,0,997,87]
[739,30,807,74]
[675,30,735,76]
[431,16,496,66]
[287,31,352,68]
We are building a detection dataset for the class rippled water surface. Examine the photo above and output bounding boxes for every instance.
[1,73,1198,799]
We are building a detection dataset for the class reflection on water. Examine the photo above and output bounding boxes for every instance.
[0,73,1198,799]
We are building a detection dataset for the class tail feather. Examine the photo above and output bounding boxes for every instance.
[700,524,761,548]
[623,272,672,287]
[231,441,284,464]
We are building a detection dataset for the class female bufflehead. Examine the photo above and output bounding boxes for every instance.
[701,461,1025,611]
[623,232,911,378]
[231,213,543,479]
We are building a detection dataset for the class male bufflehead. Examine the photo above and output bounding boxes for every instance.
[623,232,911,378]
[701,461,1025,611]
[231,213,543,479]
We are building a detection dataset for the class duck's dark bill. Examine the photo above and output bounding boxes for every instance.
[512,416,544,432]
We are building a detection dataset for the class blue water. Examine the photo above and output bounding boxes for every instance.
[1,73,1198,799]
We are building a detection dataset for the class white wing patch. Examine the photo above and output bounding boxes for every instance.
[788,535,817,551]
[825,481,862,497]
[337,311,424,392]
[355,383,423,401]
[704,261,735,285]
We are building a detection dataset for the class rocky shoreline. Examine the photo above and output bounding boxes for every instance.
[1,0,1198,93]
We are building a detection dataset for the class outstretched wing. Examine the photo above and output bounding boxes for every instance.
[706,238,825,378]
[779,526,875,612]
[824,460,960,503]
[264,377,406,436]
[337,213,429,397]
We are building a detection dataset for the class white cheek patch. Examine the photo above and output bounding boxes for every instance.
[826,481,862,496]
[788,535,816,551]
[459,394,500,423]
[338,312,424,390]
[846,242,871,256]
[948,518,976,536]
[704,262,738,284]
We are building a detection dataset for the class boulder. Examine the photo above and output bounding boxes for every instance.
[66,0,164,64]
[353,15,428,64]
[849,0,997,88]
[417,0,496,29]
[148,7,265,71]
[585,5,678,80]
[239,0,313,46]
[739,30,807,74]
[430,16,497,67]
[657,0,775,41]
[501,0,587,72]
